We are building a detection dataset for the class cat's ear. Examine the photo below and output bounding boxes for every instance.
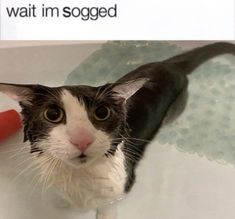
[112,78,148,100]
[0,83,35,104]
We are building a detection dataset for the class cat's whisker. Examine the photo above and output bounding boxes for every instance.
[3,145,30,153]
[113,137,150,143]
[123,150,143,159]
[123,144,144,154]
[124,146,144,156]
[29,173,41,197]
[43,158,60,193]
[104,139,143,160]
[39,164,51,194]
[100,88,113,99]
[88,86,102,108]
[0,149,29,158]
[119,132,149,142]
[6,151,31,161]
[11,156,34,168]
[0,145,29,153]
[46,158,58,188]
[0,142,28,147]
[12,157,46,185]
[11,161,38,185]
[42,91,60,100]
[95,83,114,100]
[110,140,144,155]
[38,156,57,193]
[36,87,60,102]
[123,153,140,163]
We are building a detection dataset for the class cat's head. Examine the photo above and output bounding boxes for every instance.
[0,79,146,168]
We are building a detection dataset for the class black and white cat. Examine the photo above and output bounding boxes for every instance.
[0,42,234,219]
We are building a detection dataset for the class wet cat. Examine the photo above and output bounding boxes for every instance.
[0,42,234,219]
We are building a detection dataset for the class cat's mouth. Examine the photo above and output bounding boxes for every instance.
[77,153,88,163]
[64,153,90,168]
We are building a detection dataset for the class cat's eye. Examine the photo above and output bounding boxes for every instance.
[94,106,111,121]
[43,106,64,123]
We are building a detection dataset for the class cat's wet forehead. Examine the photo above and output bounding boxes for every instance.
[61,89,91,123]
[32,85,100,109]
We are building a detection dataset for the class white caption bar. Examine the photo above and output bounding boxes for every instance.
[0,0,234,40]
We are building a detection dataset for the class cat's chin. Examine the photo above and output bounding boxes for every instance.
[64,155,100,169]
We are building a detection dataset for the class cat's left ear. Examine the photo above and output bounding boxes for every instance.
[0,83,35,104]
[112,78,149,101]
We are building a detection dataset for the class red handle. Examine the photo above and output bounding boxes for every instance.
[0,110,22,142]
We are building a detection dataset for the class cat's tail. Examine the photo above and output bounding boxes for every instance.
[165,42,235,75]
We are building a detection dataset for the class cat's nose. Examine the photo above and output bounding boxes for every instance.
[69,128,94,152]
[72,139,92,152]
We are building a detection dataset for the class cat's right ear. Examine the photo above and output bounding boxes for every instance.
[0,83,35,104]
[111,78,148,101]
